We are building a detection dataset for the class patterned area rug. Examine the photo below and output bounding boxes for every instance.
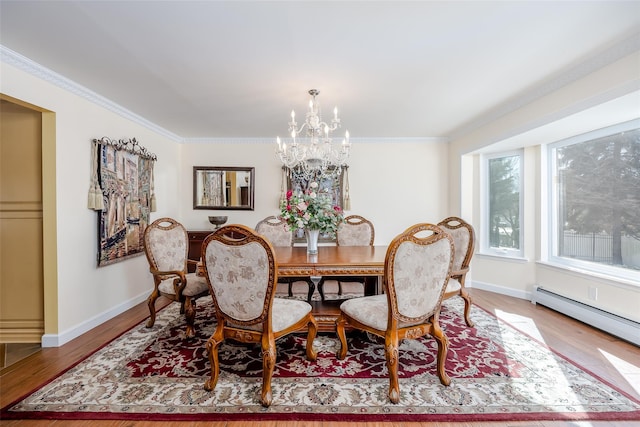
[3,297,639,422]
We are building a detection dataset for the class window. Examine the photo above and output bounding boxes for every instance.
[548,120,640,281]
[483,151,523,257]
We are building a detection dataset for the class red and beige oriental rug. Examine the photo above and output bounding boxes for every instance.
[2,296,639,422]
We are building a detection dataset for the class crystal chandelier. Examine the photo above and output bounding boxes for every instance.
[276,89,351,181]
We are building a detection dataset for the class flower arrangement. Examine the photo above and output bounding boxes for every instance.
[279,182,344,237]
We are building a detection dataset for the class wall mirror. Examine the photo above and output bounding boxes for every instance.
[193,166,255,210]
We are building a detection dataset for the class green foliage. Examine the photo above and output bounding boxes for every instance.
[489,155,520,249]
[279,182,344,238]
[558,128,640,265]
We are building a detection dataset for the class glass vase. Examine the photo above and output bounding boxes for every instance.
[305,228,320,254]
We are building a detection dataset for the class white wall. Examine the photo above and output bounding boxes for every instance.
[449,50,640,322]
[3,43,637,346]
[179,139,451,245]
[1,60,183,345]
[2,57,452,345]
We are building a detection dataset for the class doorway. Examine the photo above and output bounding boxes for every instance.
[0,98,45,366]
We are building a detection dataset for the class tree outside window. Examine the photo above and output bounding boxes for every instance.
[488,154,521,253]
[553,126,640,272]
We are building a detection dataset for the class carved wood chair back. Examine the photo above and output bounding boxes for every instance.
[143,217,210,339]
[201,224,317,407]
[437,216,476,327]
[336,223,454,403]
[337,214,375,246]
[438,216,475,273]
[255,215,316,302]
[319,214,375,300]
[255,215,293,247]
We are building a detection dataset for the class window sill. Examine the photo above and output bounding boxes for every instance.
[476,252,529,263]
[536,260,640,290]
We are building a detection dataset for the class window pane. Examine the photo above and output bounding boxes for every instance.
[488,155,520,250]
[554,127,640,272]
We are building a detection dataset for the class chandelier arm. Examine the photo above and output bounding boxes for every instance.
[276,89,350,180]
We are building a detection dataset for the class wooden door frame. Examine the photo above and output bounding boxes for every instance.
[1,94,58,341]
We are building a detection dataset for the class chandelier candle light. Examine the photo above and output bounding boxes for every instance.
[276,89,351,181]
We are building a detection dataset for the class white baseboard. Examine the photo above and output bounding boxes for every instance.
[469,281,640,346]
[469,280,532,301]
[41,292,148,348]
[532,285,640,346]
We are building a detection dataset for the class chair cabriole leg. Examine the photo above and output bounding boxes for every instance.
[460,289,474,327]
[336,314,348,360]
[385,331,400,404]
[183,297,197,339]
[260,334,276,407]
[306,316,318,361]
[204,334,222,392]
[432,317,451,386]
[145,288,159,328]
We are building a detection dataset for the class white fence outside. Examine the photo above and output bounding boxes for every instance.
[561,232,640,270]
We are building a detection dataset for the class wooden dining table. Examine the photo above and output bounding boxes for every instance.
[273,245,388,331]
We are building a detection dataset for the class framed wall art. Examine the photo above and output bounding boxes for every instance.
[89,137,157,267]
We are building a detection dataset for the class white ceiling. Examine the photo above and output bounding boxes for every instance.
[1,1,639,141]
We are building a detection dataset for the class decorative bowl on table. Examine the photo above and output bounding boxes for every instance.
[208,215,228,229]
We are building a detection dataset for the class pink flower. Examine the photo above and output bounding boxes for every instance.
[279,182,344,238]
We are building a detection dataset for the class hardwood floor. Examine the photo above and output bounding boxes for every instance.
[1,288,638,427]
[0,344,41,370]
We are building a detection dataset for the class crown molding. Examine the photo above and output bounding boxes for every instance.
[5,29,637,146]
[182,136,448,144]
[2,48,443,145]
[1,45,184,143]
[448,32,640,141]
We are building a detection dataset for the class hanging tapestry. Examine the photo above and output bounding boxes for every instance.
[90,137,157,267]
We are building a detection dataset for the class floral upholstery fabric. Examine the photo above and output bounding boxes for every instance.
[158,273,209,296]
[340,294,434,331]
[147,226,187,271]
[446,227,470,271]
[205,240,269,322]
[228,298,312,332]
[340,238,452,330]
[393,239,452,319]
[255,221,293,247]
[337,222,373,246]
[340,294,389,330]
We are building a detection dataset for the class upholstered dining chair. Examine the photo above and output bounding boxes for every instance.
[201,224,318,407]
[255,216,316,303]
[317,214,375,300]
[437,216,476,327]
[336,223,454,404]
[143,217,210,339]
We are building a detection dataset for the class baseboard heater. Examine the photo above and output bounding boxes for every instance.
[532,286,640,347]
